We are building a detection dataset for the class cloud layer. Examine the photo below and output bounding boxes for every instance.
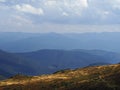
[0,0,120,33]
[15,4,44,15]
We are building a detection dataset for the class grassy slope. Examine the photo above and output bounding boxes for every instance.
[0,64,120,90]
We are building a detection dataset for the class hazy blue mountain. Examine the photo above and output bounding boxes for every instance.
[0,50,35,79]
[0,32,120,52]
[0,32,41,49]
[72,49,120,63]
[0,32,38,43]
[0,33,75,52]
[0,49,120,79]
[87,62,111,67]
[16,49,120,75]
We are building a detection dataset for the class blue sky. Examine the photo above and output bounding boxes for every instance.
[0,0,120,33]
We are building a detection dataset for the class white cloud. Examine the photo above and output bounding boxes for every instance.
[62,12,69,16]
[12,15,33,26]
[63,0,88,15]
[15,4,44,15]
[0,0,120,33]
[0,0,6,2]
[60,0,88,8]
[43,0,88,16]
[111,0,120,9]
[44,0,57,6]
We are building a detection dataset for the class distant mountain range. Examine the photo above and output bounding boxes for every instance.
[1,64,120,90]
[1,32,120,52]
[0,49,120,80]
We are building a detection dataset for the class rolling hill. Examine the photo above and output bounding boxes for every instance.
[0,50,35,80]
[0,64,120,90]
[0,49,120,80]
[16,49,120,74]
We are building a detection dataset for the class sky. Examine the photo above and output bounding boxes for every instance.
[0,0,120,33]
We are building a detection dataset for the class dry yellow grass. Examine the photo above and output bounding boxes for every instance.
[0,64,120,90]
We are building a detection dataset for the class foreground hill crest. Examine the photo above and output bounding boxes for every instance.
[0,64,120,90]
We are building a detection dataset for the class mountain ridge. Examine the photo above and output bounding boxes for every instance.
[0,49,120,80]
[0,50,36,80]
[0,64,120,90]
[1,32,120,52]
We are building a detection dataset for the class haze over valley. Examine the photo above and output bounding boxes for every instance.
[0,0,120,89]
[1,32,120,52]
